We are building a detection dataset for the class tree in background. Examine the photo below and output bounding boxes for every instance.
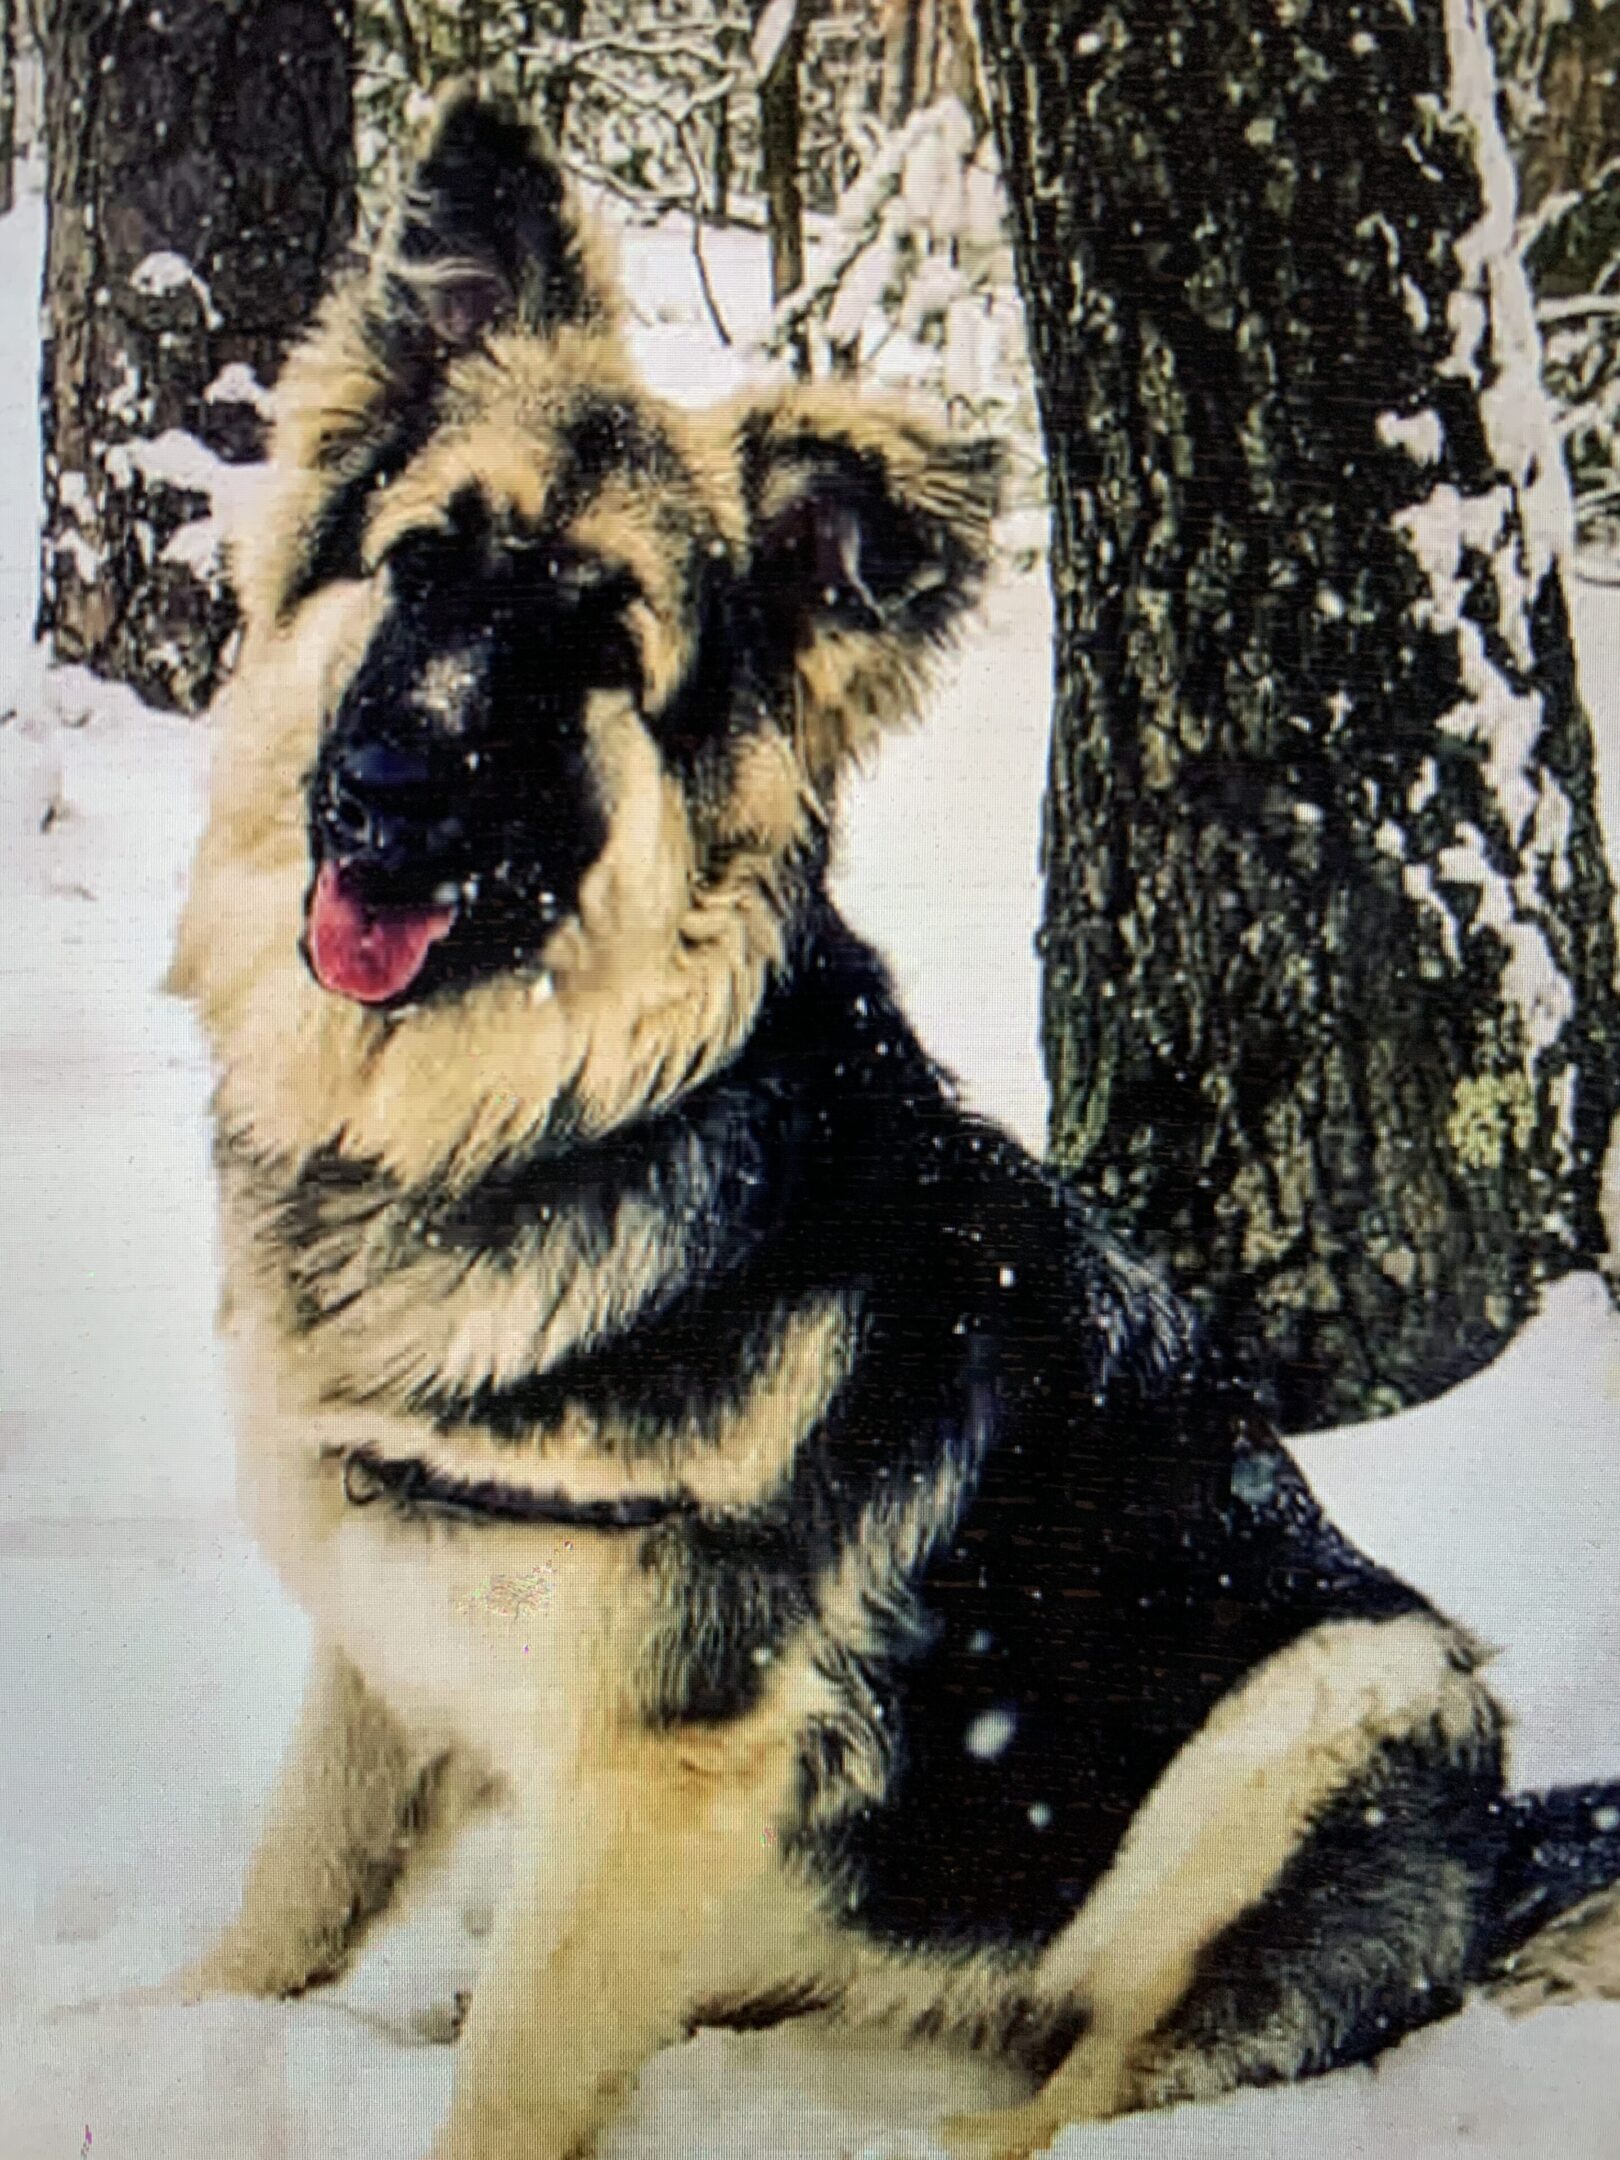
[753,0,807,360]
[0,0,17,220]
[1492,0,1620,569]
[763,0,1032,441]
[37,0,890,717]
[39,0,355,711]
[1493,0,1620,296]
[971,0,1620,1433]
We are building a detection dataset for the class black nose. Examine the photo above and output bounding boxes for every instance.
[316,737,460,880]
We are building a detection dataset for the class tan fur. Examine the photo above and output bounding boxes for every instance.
[183,185,990,1203]
[279,1301,855,1519]
[204,1191,1054,2141]
[228,282,389,633]
[180,1646,491,2002]
[1490,1888,1620,2013]
[201,1173,1499,2160]
[179,339,848,1193]
[430,1650,840,2160]
[363,415,564,556]
[176,672,804,1189]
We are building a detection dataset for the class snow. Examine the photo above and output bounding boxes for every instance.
[748,0,799,81]
[963,1708,1019,1762]
[1375,407,1445,466]
[129,250,222,328]
[204,360,276,419]
[2,177,1619,2160]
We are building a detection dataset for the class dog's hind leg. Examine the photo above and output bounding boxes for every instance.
[184,1642,480,2000]
[940,1614,1500,2160]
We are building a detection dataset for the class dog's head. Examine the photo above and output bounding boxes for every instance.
[175,88,999,1186]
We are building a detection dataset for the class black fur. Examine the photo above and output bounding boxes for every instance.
[1487,1782,1620,1964]
[304,506,629,991]
[284,896,1620,2010]
[388,91,602,338]
[508,914,1434,1953]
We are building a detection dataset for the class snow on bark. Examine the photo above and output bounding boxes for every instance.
[1389,0,1593,1103]
[750,0,800,81]
[129,250,223,327]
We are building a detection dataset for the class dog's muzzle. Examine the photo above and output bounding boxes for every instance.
[314,736,467,894]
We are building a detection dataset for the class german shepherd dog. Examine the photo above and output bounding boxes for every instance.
[171,88,1620,2160]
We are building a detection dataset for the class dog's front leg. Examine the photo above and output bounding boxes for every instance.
[186,1641,469,2000]
[431,1715,795,2160]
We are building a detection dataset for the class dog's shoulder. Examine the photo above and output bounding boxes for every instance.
[754,918,1441,1955]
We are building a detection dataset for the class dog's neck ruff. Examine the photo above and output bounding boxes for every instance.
[335,1444,698,1530]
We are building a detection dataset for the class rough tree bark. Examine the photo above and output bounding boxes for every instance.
[880,0,937,127]
[459,0,483,75]
[754,0,808,368]
[0,0,16,221]
[972,0,1620,1432]
[540,0,584,149]
[39,0,355,712]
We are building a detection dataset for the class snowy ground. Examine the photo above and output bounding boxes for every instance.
[3,185,1620,2160]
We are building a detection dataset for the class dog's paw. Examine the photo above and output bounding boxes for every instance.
[936,2103,1064,2160]
[940,2026,1141,2158]
[936,2107,1031,2160]
[174,1936,342,2003]
[427,2111,599,2160]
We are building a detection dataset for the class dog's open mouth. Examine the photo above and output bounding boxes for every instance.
[306,862,457,1005]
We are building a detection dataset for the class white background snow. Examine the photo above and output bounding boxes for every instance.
[2,180,1620,2160]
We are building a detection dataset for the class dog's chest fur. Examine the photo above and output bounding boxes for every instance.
[213,1126,850,1775]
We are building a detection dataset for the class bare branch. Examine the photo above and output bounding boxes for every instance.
[677,118,733,347]
[1538,294,1620,326]
[385,0,423,88]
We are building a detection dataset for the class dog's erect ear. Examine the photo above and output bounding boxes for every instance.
[731,390,1002,787]
[380,82,614,348]
[247,85,619,624]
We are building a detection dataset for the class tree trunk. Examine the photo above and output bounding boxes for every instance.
[0,0,16,221]
[710,83,730,225]
[385,0,423,88]
[459,0,482,76]
[972,0,1620,1433]
[39,0,355,713]
[755,0,808,367]
[880,0,928,127]
[540,0,583,149]
[882,0,982,130]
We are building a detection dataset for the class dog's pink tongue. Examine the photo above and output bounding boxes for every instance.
[308,863,455,1004]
